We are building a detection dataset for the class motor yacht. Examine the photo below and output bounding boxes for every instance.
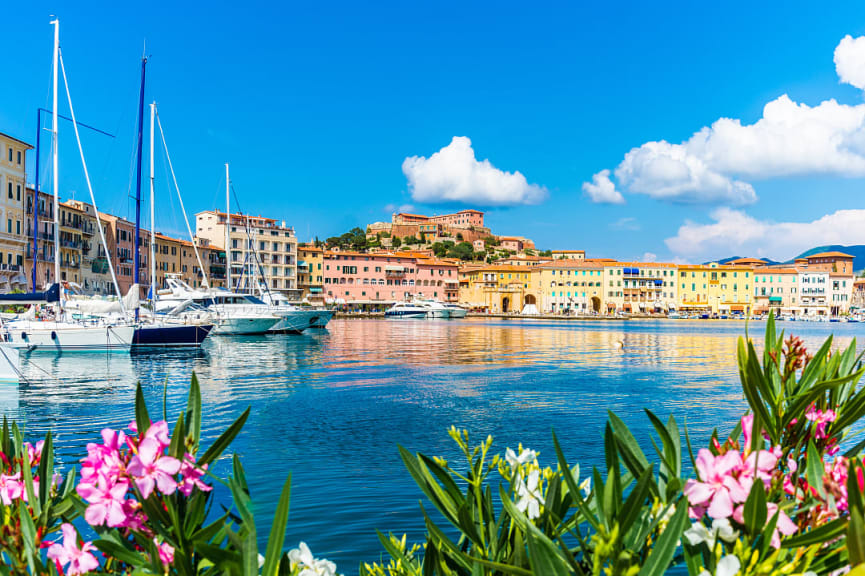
[415,299,450,319]
[443,302,468,318]
[259,291,334,333]
[385,302,428,319]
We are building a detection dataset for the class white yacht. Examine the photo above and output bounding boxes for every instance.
[156,278,280,335]
[385,302,428,319]
[260,291,334,332]
[416,299,450,319]
[443,303,468,318]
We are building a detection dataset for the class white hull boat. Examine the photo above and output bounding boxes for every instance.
[444,303,468,318]
[212,315,280,335]
[385,302,428,319]
[2,321,134,352]
[0,344,20,383]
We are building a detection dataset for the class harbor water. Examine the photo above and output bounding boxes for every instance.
[5,317,864,574]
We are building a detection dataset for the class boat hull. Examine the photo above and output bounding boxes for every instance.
[0,344,19,383]
[385,311,427,319]
[445,307,467,319]
[212,316,280,335]
[2,323,135,352]
[425,309,450,319]
[132,324,214,347]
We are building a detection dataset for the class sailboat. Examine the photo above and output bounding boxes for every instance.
[1,19,135,352]
[128,59,213,347]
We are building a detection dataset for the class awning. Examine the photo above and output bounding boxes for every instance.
[769,296,782,302]
[637,302,645,310]
[731,305,745,311]
[309,287,323,293]
[385,265,404,272]
[297,260,308,267]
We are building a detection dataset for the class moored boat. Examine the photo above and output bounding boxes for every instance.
[385,302,428,319]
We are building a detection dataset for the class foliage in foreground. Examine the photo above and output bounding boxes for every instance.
[363,314,865,575]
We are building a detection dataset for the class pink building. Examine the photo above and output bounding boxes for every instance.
[323,250,460,309]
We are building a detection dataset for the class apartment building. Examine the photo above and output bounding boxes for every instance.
[324,250,459,308]
[677,262,753,314]
[0,132,32,289]
[606,262,678,313]
[753,268,800,313]
[63,199,117,295]
[551,250,585,261]
[459,265,538,313]
[196,210,298,296]
[297,244,324,301]
[538,261,603,314]
[799,271,830,315]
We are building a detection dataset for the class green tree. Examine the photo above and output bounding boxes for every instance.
[447,241,475,261]
[391,236,402,248]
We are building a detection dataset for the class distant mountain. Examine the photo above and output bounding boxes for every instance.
[786,245,865,272]
[706,256,780,266]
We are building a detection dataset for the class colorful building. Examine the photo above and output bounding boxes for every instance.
[459,265,538,313]
[606,262,678,314]
[799,270,830,315]
[324,250,459,309]
[538,260,605,314]
[0,132,32,290]
[297,244,324,302]
[550,250,585,261]
[752,267,800,314]
[196,210,298,296]
[677,262,753,314]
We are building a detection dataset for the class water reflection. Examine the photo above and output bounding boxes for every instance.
[6,318,865,575]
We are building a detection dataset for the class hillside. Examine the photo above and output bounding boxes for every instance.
[787,245,865,272]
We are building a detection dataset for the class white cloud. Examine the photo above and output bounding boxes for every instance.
[582,170,625,204]
[610,216,640,231]
[835,34,865,90]
[665,208,865,261]
[587,35,865,204]
[402,136,547,206]
[641,252,657,263]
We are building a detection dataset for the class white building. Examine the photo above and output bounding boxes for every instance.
[799,271,830,316]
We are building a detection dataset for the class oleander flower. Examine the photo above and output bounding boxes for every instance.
[24,440,45,466]
[288,542,342,576]
[178,453,212,496]
[0,472,23,505]
[806,405,836,440]
[47,524,99,576]
[515,469,542,519]
[684,518,739,548]
[684,449,747,519]
[127,437,181,499]
[505,447,537,468]
[732,502,797,548]
[156,539,175,565]
[698,555,740,576]
[77,475,130,527]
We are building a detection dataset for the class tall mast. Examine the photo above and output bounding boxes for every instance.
[51,19,60,291]
[149,102,156,303]
[225,163,230,291]
[31,110,41,292]
[133,55,147,292]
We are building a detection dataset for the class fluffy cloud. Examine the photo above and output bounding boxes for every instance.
[583,170,625,204]
[585,35,865,204]
[402,136,547,206]
[384,203,415,213]
[665,208,865,261]
[835,34,865,89]
[641,252,658,263]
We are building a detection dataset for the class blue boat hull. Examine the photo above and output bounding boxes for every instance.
[132,324,214,347]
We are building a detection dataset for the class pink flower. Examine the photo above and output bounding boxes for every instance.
[742,414,754,448]
[684,449,748,519]
[0,472,23,505]
[732,503,797,548]
[80,429,126,485]
[156,539,175,565]
[738,449,778,494]
[178,454,212,497]
[77,475,130,527]
[144,421,171,448]
[47,523,100,576]
[127,438,180,499]
[24,440,45,466]
[806,405,836,440]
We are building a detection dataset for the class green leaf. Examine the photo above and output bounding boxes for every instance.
[262,474,292,576]
[619,464,654,535]
[638,499,687,576]
[525,526,571,575]
[743,480,767,536]
[18,500,37,574]
[188,372,202,448]
[135,382,151,436]
[782,517,846,548]
[806,440,826,500]
[37,432,53,516]
[94,538,148,566]
[199,407,250,466]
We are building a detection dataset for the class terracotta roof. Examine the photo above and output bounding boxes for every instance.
[540,260,604,270]
[611,261,677,268]
[807,251,855,259]
[753,267,800,274]
[551,250,586,253]
[727,257,767,265]
[394,213,428,219]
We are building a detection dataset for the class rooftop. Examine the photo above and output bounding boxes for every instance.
[807,251,855,259]
[0,131,34,150]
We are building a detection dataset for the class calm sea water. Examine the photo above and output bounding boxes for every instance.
[5,318,864,574]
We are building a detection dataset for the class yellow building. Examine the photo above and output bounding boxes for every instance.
[678,262,753,315]
[459,265,539,313]
[603,261,679,314]
[539,260,605,314]
[153,233,182,290]
[297,244,324,302]
[0,132,32,289]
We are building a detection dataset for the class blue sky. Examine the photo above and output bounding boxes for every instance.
[3,1,865,263]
